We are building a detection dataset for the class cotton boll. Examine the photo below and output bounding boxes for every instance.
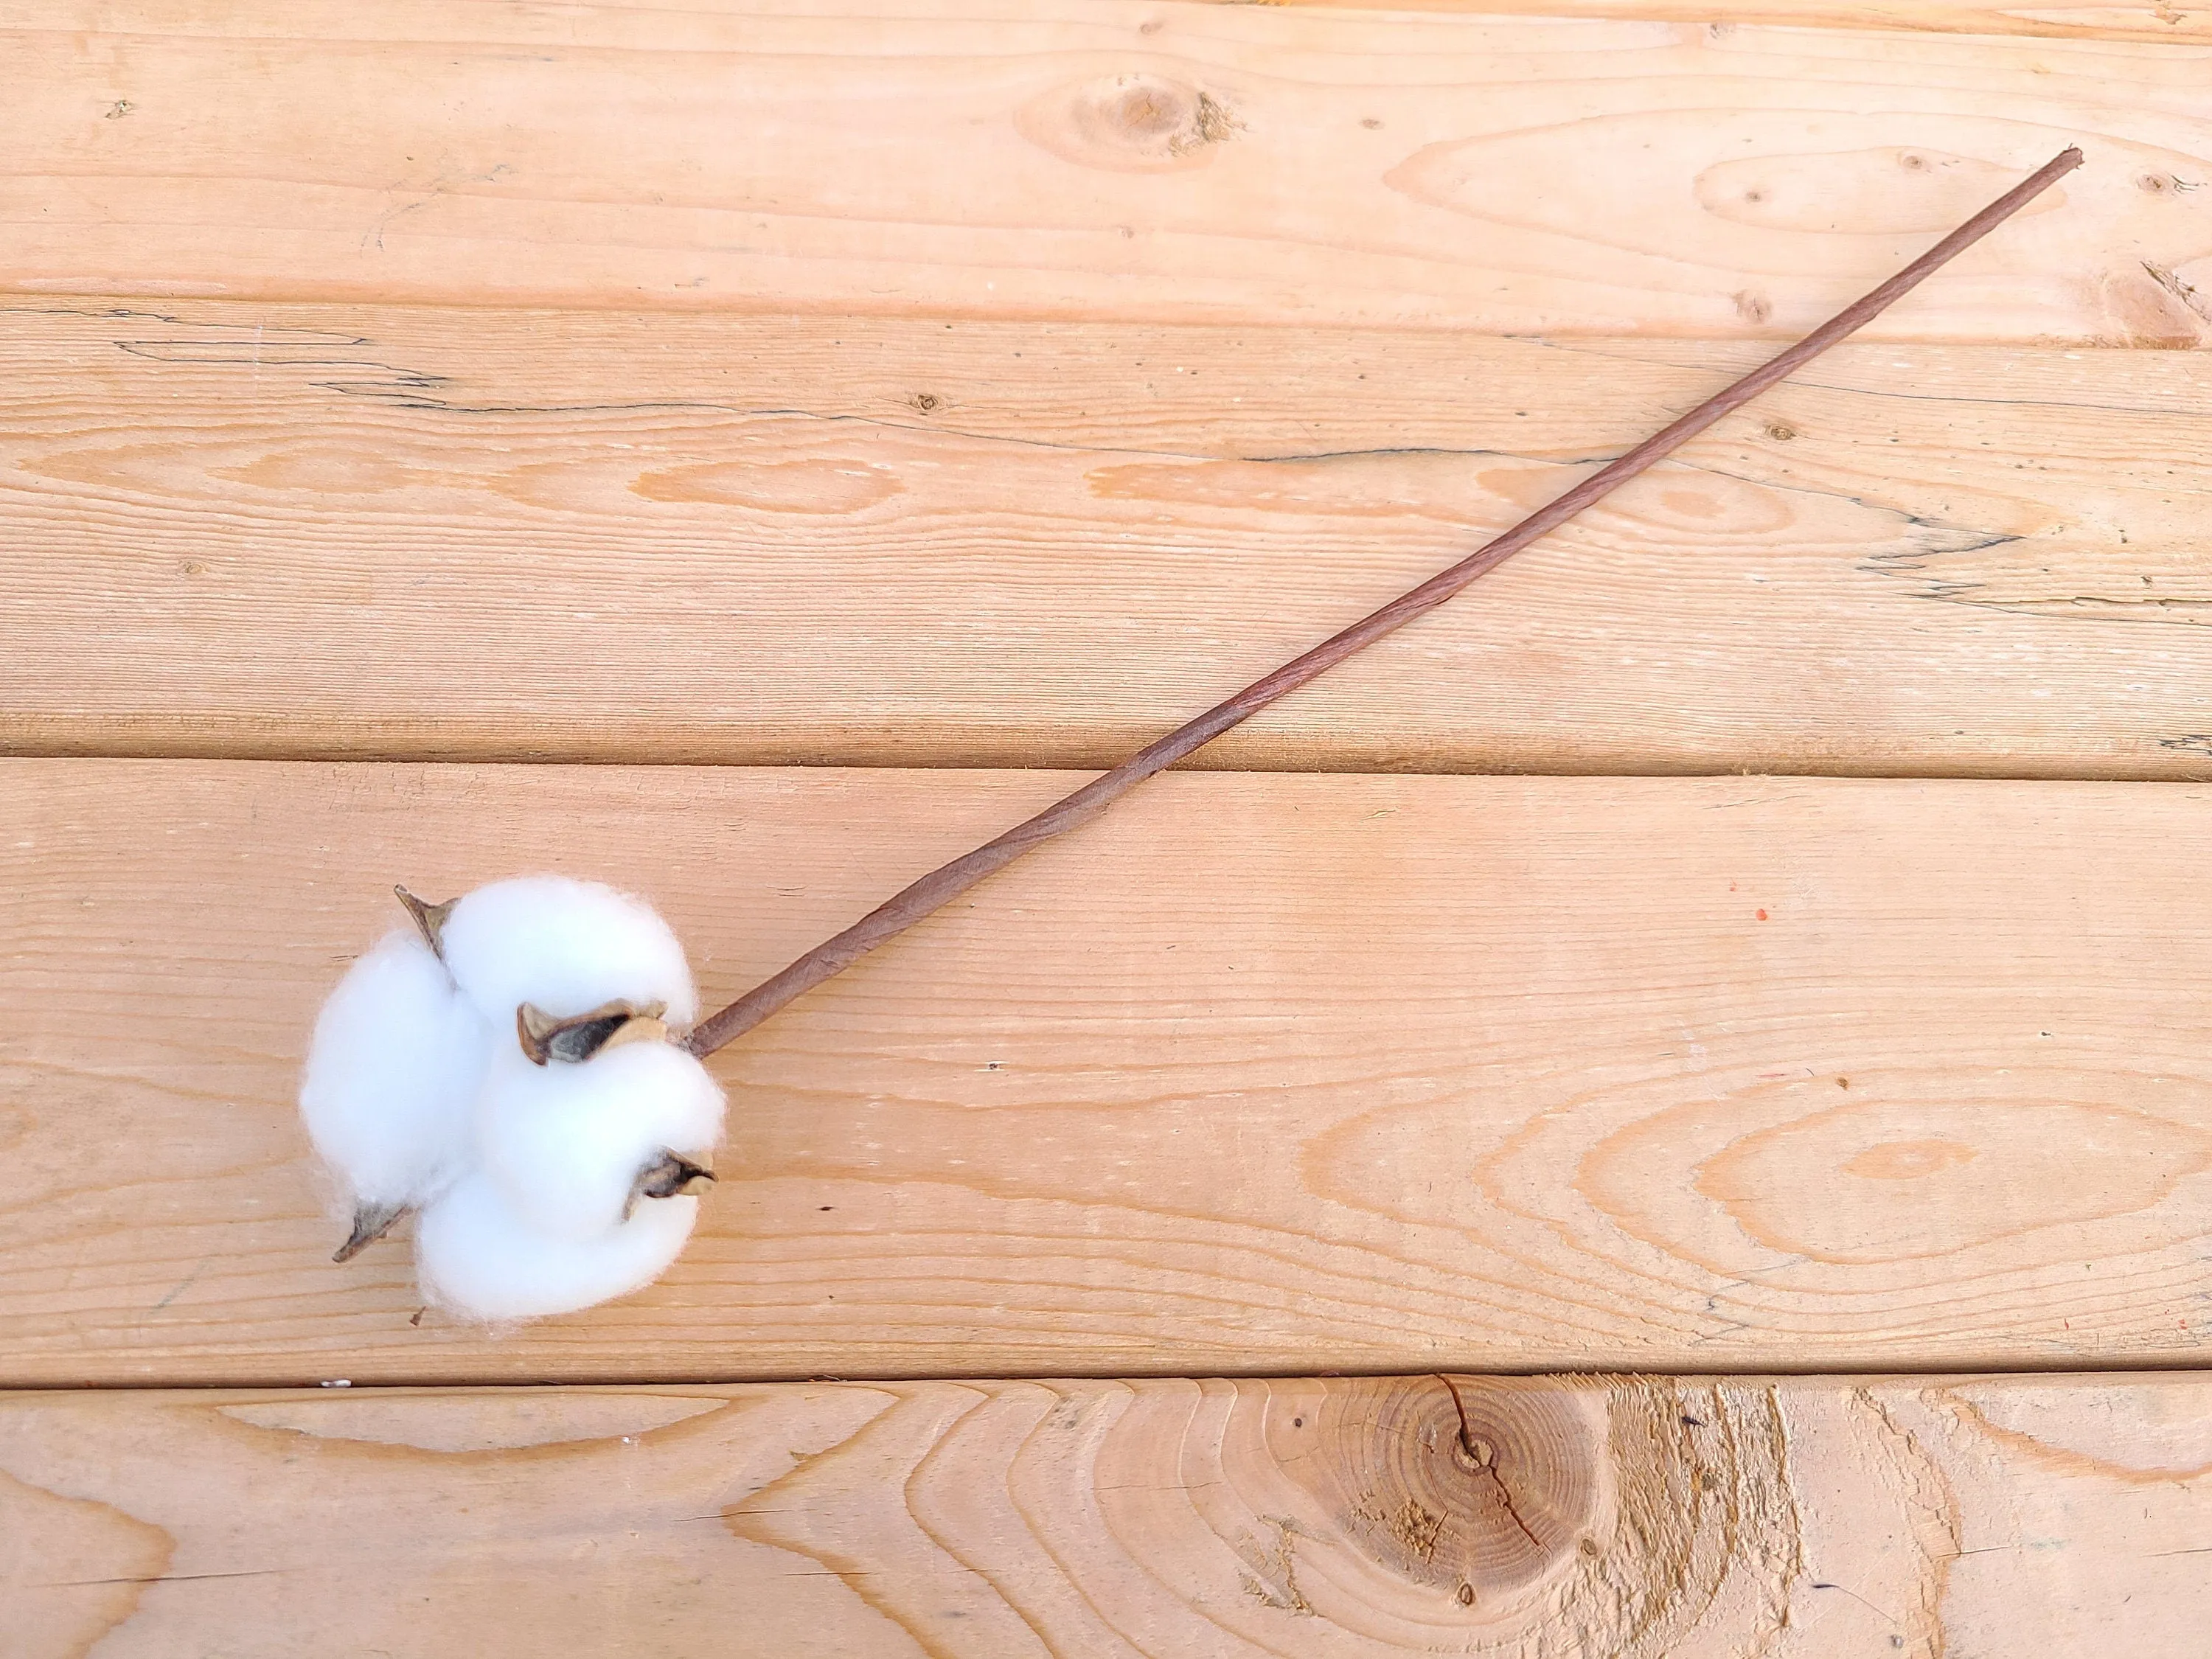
[415,1168,701,1321]
[437,875,698,1026]
[476,1039,726,1242]
[299,929,497,1222]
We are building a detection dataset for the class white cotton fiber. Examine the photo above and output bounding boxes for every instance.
[306,873,728,1320]
[476,1038,726,1240]
[299,929,497,1211]
[415,1168,703,1322]
[437,875,698,1026]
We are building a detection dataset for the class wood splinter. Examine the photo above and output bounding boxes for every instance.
[678,146,2087,1062]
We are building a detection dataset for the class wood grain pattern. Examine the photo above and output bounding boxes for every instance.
[13,300,2212,776]
[4,1373,2208,1656]
[7,759,2212,1384]
[1259,0,2212,43]
[8,5,2212,338]
[13,7,2211,1644]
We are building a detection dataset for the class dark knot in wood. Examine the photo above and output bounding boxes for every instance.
[1273,1375,1601,1599]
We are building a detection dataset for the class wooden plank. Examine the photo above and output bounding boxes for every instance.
[4,1373,2208,1656]
[1260,0,2212,43]
[7,759,2212,1384]
[13,302,2212,778]
[7,7,2211,339]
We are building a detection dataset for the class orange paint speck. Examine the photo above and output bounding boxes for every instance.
[1756,908,1768,921]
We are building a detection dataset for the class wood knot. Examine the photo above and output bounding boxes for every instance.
[1731,289,1772,324]
[1016,73,1241,174]
[1276,1377,1601,1599]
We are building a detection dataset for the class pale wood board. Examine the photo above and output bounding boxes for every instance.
[1259,0,2212,41]
[4,1373,2210,1657]
[13,301,2212,776]
[7,759,2212,1384]
[9,5,2212,338]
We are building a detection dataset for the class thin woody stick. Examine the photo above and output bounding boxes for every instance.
[684,145,2084,1060]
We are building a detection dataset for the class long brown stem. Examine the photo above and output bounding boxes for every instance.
[684,145,2084,1060]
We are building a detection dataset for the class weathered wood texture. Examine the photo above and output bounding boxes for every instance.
[9,7,2211,338]
[5,1373,2209,1657]
[13,302,2212,776]
[8,759,2212,1384]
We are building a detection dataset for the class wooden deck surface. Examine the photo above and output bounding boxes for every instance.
[7,2,2211,1653]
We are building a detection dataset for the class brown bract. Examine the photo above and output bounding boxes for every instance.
[515,998,670,1067]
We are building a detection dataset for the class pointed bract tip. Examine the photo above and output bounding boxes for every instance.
[333,1200,411,1264]
[622,1151,716,1221]
[393,886,457,959]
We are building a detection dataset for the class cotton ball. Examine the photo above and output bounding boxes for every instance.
[415,1168,702,1321]
[299,929,497,1255]
[477,1038,726,1242]
[307,874,721,1306]
[437,875,698,1026]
